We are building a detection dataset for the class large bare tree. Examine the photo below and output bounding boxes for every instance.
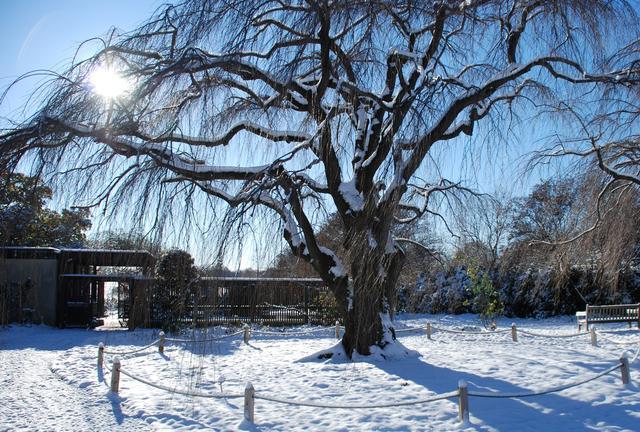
[1,0,638,356]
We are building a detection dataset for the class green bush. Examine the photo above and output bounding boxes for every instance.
[153,249,199,330]
[310,290,338,325]
[465,264,503,328]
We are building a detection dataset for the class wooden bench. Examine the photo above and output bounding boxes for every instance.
[576,303,640,331]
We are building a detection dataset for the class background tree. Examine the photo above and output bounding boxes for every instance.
[452,195,511,272]
[1,0,639,356]
[0,172,91,247]
[498,171,640,311]
[90,229,162,256]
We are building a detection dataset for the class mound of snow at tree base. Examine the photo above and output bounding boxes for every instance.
[0,315,638,431]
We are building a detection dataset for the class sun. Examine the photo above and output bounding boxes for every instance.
[89,66,131,99]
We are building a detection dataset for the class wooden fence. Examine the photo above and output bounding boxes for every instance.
[146,277,338,327]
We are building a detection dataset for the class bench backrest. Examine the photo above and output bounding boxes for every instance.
[586,304,640,321]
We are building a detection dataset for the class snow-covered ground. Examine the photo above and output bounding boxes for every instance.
[1,314,639,431]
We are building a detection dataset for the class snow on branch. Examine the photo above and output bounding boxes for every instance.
[138,121,312,148]
[10,116,274,182]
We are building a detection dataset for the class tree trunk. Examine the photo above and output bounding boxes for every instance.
[340,247,405,356]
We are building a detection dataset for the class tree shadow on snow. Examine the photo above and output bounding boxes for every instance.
[374,355,639,431]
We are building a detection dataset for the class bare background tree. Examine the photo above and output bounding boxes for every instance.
[1,0,639,356]
[452,193,511,271]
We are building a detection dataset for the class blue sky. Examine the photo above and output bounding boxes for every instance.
[0,0,161,119]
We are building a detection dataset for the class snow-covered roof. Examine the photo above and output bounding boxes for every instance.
[59,273,152,281]
[1,247,155,266]
[0,246,153,255]
[201,277,324,283]
[59,248,153,254]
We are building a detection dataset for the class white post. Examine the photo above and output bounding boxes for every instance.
[159,331,166,353]
[458,380,469,423]
[426,322,432,340]
[97,342,104,369]
[335,321,340,339]
[244,382,255,423]
[110,357,121,393]
[590,327,597,347]
[620,356,631,385]
[511,323,517,342]
[243,324,250,344]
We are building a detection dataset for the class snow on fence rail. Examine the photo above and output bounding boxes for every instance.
[95,325,640,425]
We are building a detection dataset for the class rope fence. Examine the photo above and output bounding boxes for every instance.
[97,321,638,362]
[94,321,639,426]
[165,330,245,343]
[253,390,460,409]
[251,327,332,336]
[594,329,640,347]
[517,329,585,339]
[99,348,635,425]
[118,365,244,399]
[393,323,584,338]
[102,339,160,356]
[467,362,624,398]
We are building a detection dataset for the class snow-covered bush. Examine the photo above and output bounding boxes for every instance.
[401,265,640,318]
[402,267,473,314]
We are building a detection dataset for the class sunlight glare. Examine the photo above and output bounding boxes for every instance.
[89,67,130,99]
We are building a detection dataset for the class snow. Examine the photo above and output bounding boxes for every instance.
[318,246,346,279]
[368,230,378,248]
[338,179,365,211]
[1,314,639,431]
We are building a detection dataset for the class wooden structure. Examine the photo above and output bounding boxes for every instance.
[57,249,155,329]
[145,276,337,327]
[576,303,640,331]
[0,247,154,328]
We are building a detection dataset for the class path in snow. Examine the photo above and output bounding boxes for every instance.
[0,326,150,431]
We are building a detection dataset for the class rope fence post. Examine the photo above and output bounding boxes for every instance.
[511,323,518,342]
[110,357,121,393]
[590,327,597,347]
[426,322,432,340]
[159,331,165,353]
[620,356,630,385]
[243,324,251,344]
[244,382,255,423]
[458,380,469,423]
[97,342,104,369]
[335,321,340,340]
